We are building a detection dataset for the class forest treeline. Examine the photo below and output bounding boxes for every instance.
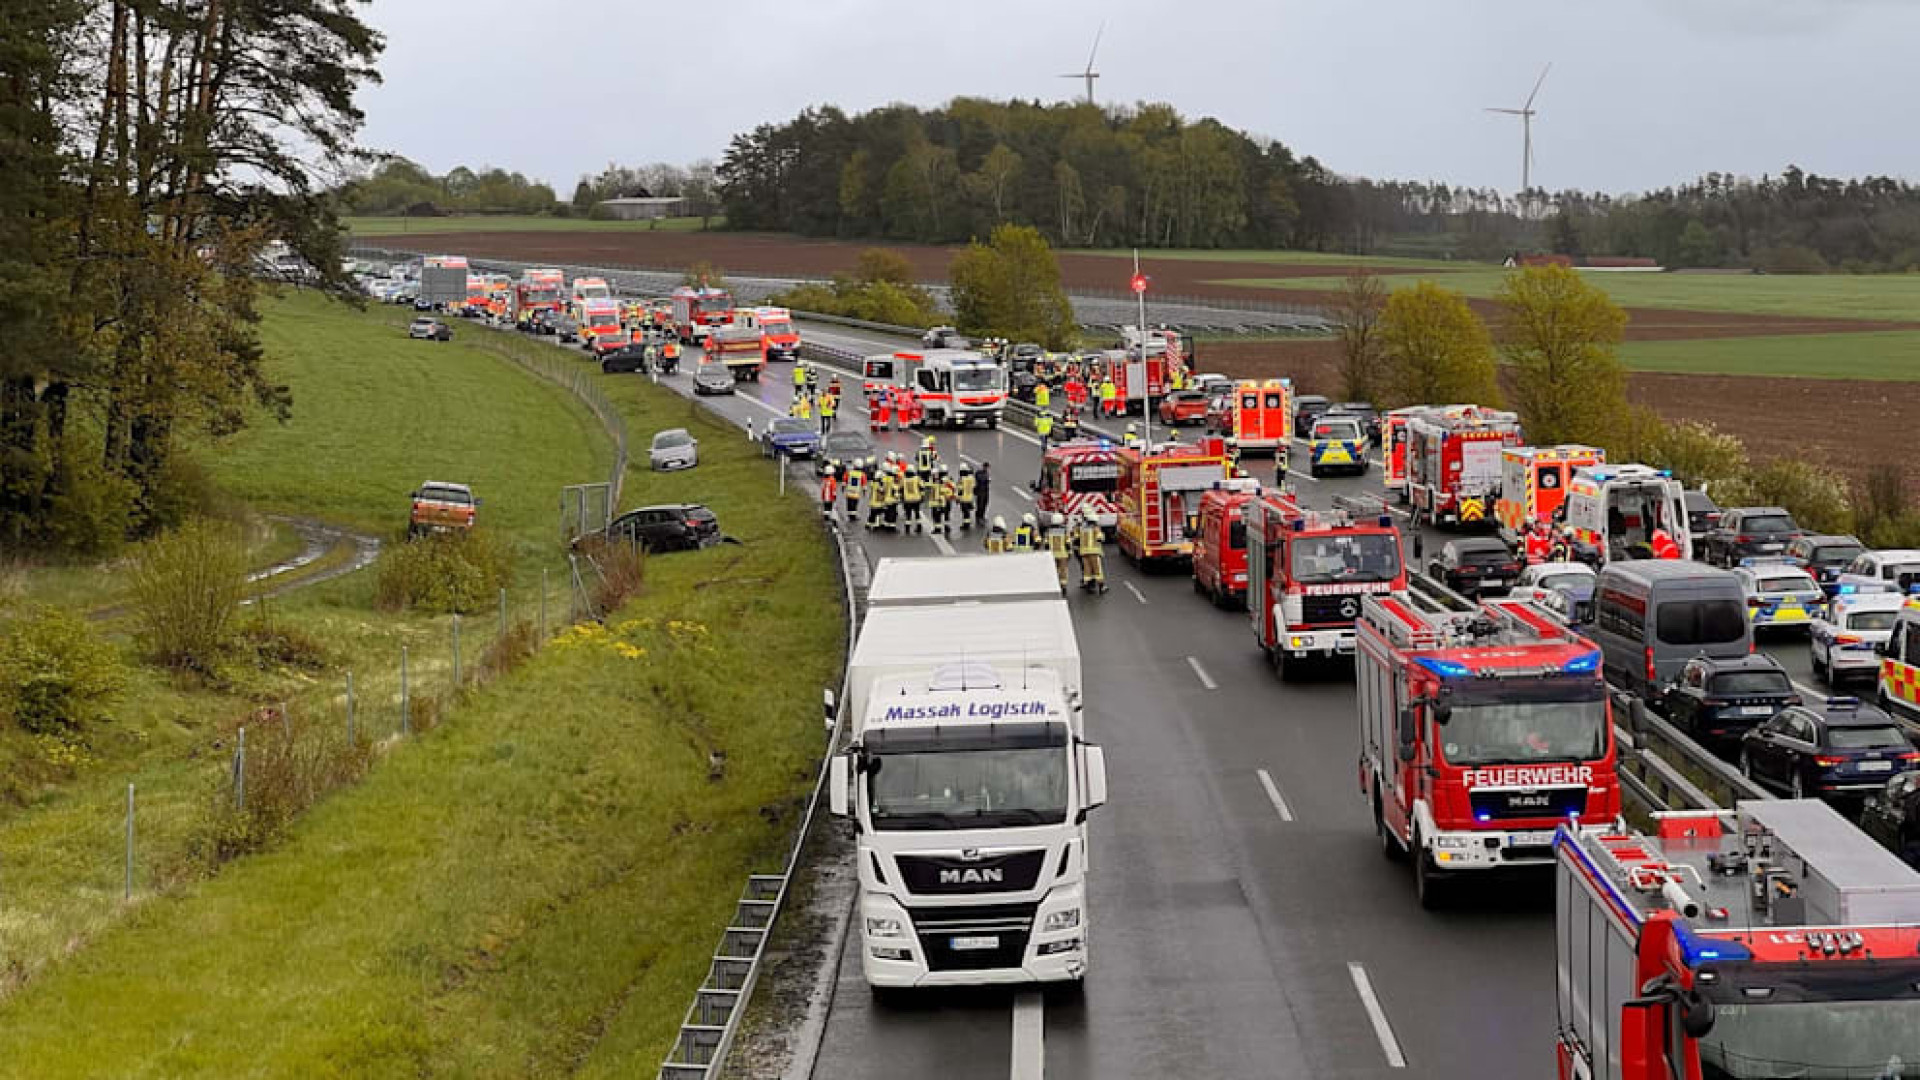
[716,98,1920,271]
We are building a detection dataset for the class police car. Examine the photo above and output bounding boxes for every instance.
[1811,586,1907,686]
[1733,559,1825,636]
[1840,548,1920,597]
[1306,413,1369,478]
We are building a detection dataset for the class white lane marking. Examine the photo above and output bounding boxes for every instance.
[931,532,957,557]
[1186,655,1218,690]
[1255,768,1295,823]
[1011,487,1034,501]
[1011,991,1044,1080]
[1286,470,1321,484]
[1347,962,1408,1068]
[1122,581,1148,605]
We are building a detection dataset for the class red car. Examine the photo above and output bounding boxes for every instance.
[1158,389,1210,426]
[589,330,633,358]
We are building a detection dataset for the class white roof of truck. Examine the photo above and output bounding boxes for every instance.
[848,597,1080,733]
[868,554,1062,607]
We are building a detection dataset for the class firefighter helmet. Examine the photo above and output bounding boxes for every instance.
[959,461,973,473]
[1022,513,1037,527]
[1050,512,1065,528]
[992,515,1007,531]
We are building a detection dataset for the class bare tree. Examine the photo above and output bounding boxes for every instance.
[1334,269,1388,402]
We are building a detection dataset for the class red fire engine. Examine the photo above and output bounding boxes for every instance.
[1380,406,1427,502]
[1246,492,1407,679]
[1405,405,1524,529]
[1037,442,1125,535]
[1191,478,1262,609]
[1228,378,1293,454]
[1556,799,1920,1079]
[671,286,734,345]
[1114,437,1229,566]
[1495,444,1605,544]
[1356,587,1617,907]
[508,268,565,329]
[1100,347,1170,415]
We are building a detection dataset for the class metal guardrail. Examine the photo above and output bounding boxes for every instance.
[656,492,869,1080]
[1614,692,1774,808]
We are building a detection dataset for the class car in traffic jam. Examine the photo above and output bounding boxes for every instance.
[1740,697,1920,803]
[1427,537,1520,597]
[1662,652,1799,746]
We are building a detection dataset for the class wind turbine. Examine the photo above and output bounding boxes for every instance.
[1486,63,1551,197]
[1060,24,1103,104]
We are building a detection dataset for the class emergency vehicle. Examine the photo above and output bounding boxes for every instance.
[1036,442,1125,535]
[739,306,800,362]
[1562,464,1691,565]
[1227,379,1292,454]
[1118,324,1191,385]
[1100,346,1170,415]
[418,254,469,308]
[1305,412,1370,477]
[1554,800,1920,1080]
[861,354,897,396]
[576,298,622,345]
[480,274,512,320]
[1878,604,1920,721]
[706,324,765,382]
[461,274,489,316]
[1357,588,1617,907]
[508,268,565,329]
[892,349,1006,429]
[1114,437,1229,566]
[670,286,733,345]
[1379,406,1427,502]
[568,276,612,321]
[1191,478,1263,609]
[1810,585,1905,686]
[1405,405,1523,528]
[1495,444,1605,544]
[1247,492,1406,678]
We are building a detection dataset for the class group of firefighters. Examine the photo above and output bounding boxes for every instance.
[984,510,1108,594]
[817,438,982,536]
[1019,352,1200,419]
[788,361,843,435]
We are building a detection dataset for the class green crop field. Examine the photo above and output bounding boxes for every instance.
[1069,247,1466,269]
[0,308,842,1076]
[1617,330,1920,380]
[345,215,717,236]
[1211,269,1920,322]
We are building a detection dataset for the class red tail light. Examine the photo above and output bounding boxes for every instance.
[1897,751,1920,763]
[1835,634,1863,645]
[1645,647,1657,684]
[1814,756,1846,768]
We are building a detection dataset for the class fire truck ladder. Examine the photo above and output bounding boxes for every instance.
[1358,591,1459,651]
[1330,494,1397,527]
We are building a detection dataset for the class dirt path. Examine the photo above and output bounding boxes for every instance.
[87,516,383,623]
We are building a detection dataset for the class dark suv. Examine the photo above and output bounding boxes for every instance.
[1293,394,1331,436]
[1661,653,1799,747]
[587,504,719,554]
[1701,506,1802,567]
[1785,533,1866,597]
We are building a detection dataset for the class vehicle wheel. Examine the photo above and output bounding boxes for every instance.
[1414,844,1446,910]
[1376,794,1404,863]
[1811,650,1828,681]
[1275,649,1296,683]
[1192,574,1205,596]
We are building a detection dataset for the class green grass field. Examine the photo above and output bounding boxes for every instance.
[0,308,842,1076]
[1212,269,1920,322]
[1617,330,1920,380]
[1069,247,1466,269]
[345,215,717,236]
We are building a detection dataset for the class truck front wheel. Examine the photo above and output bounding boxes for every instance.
[1414,840,1448,910]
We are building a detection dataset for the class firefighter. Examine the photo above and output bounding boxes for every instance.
[1099,376,1119,418]
[661,337,681,373]
[1076,509,1108,593]
[1045,512,1072,590]
[806,364,820,393]
[1035,410,1054,455]
[1034,380,1051,412]
[1525,519,1552,564]
[1059,407,1080,443]
[1225,437,1246,478]
[1274,442,1291,490]
[819,392,836,435]
[916,435,939,474]
[1123,424,1141,449]
[820,463,839,521]
[870,388,891,431]
[844,458,866,520]
[1065,373,1086,414]
[975,460,992,528]
[1013,512,1038,551]
[884,460,903,531]
[986,515,1010,553]
[793,393,812,421]
[827,376,842,411]
[793,361,807,392]
[956,462,978,530]
[867,459,893,530]
[901,463,925,534]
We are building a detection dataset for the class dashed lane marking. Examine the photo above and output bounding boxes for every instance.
[1186,655,1218,690]
[1255,768,1295,823]
[1011,991,1044,1080]
[930,532,957,557]
[1348,962,1408,1068]
[1123,581,1148,605]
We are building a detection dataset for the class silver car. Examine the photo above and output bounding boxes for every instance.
[649,428,699,471]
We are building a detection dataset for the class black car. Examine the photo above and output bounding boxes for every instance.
[1331,402,1380,446]
[692,361,735,395]
[816,431,875,476]
[601,343,652,374]
[1662,653,1799,746]
[1740,697,1920,802]
[526,309,557,335]
[588,504,720,554]
[1702,506,1803,567]
[1293,394,1331,435]
[1860,770,1920,868]
[548,314,580,343]
[1682,489,1720,558]
[1428,537,1521,597]
[1786,533,1866,597]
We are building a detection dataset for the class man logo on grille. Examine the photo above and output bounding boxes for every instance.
[939,868,1004,884]
[1340,598,1360,619]
[959,848,982,862]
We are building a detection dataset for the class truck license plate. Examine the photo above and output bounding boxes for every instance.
[1507,831,1554,847]
[950,935,999,951]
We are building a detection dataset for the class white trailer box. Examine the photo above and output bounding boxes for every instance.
[847,597,1081,739]
[868,553,1062,607]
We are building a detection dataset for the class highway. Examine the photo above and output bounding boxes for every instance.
[619,320,1829,1080]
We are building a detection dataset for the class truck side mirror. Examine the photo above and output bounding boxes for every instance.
[1396,707,1418,755]
[828,755,850,817]
[822,688,837,735]
[1679,989,1716,1040]
[1082,744,1108,815]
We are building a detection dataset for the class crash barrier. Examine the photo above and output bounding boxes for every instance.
[656,480,868,1080]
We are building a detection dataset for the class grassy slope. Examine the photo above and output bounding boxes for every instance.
[345,215,715,236]
[0,291,609,999]
[1210,269,1920,321]
[0,320,841,1077]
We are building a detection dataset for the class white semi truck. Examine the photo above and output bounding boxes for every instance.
[829,554,1107,988]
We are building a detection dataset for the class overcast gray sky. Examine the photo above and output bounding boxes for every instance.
[358,0,1919,196]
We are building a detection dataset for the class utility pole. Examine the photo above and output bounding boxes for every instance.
[1133,250,1153,449]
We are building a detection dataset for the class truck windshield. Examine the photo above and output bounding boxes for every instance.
[867,747,1069,830]
[953,367,1001,392]
[1290,533,1400,585]
[1069,462,1120,494]
[1438,691,1608,766]
[1700,998,1920,1079]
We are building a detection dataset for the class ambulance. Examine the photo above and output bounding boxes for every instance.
[1561,464,1691,565]
[576,297,623,346]
[1495,444,1605,544]
[1036,442,1125,535]
[892,348,1006,429]
[1878,604,1920,721]
[568,276,612,321]
[1114,437,1230,566]
[1227,379,1292,454]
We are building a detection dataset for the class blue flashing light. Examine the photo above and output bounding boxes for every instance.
[1098,438,1112,450]
[1562,650,1602,675]
[1826,696,1862,710]
[1674,924,1752,968]
[1838,585,1858,595]
[1475,812,1492,823]
[1414,656,1473,679]
[1290,518,1306,532]
[1379,515,1394,528]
